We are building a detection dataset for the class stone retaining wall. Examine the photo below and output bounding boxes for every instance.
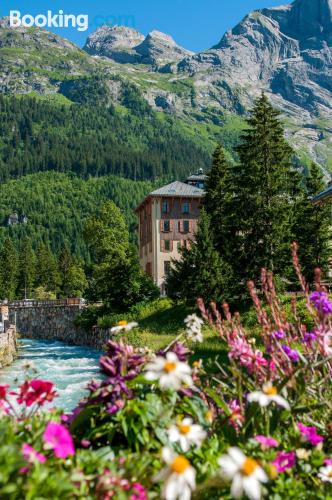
[9,306,111,350]
[0,325,17,368]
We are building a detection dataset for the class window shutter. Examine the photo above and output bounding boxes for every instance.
[160,220,164,232]
[170,220,174,232]
[189,220,193,233]
[179,220,182,232]
[161,240,165,252]
[170,240,174,251]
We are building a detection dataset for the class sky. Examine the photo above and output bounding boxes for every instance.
[1,0,287,51]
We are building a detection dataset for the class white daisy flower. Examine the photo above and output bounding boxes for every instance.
[318,465,332,483]
[168,417,207,452]
[154,447,196,500]
[184,314,204,343]
[218,447,268,500]
[110,320,138,333]
[145,352,193,391]
[247,383,290,410]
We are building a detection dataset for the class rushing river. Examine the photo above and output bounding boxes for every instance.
[0,338,102,411]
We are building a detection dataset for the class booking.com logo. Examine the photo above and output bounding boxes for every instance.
[9,10,136,33]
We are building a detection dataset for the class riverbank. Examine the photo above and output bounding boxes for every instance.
[0,325,17,368]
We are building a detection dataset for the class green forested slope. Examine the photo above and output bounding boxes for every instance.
[0,172,155,260]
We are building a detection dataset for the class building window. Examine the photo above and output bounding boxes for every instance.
[183,220,190,233]
[146,262,152,276]
[163,220,170,232]
[162,201,169,214]
[182,201,190,214]
[164,240,171,251]
[164,261,171,275]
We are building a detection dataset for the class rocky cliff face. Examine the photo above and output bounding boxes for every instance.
[174,0,332,168]
[84,26,193,66]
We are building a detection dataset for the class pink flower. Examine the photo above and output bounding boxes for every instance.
[255,435,279,449]
[16,380,57,407]
[22,443,46,464]
[298,423,324,446]
[131,482,148,500]
[0,384,9,400]
[43,422,75,458]
[272,451,296,472]
[324,458,332,465]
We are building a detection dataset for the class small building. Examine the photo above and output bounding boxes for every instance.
[7,212,19,226]
[313,181,332,204]
[186,169,207,189]
[136,177,205,293]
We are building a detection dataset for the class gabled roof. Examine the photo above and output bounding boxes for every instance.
[313,185,332,203]
[150,181,204,198]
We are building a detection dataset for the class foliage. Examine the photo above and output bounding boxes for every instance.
[84,201,159,312]
[1,249,332,499]
[0,94,210,183]
[166,209,234,304]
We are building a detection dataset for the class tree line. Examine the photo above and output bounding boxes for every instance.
[167,94,331,303]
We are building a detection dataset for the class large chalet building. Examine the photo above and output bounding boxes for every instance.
[136,171,206,293]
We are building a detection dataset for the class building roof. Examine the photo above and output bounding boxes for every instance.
[313,184,332,203]
[150,181,204,198]
[186,174,207,182]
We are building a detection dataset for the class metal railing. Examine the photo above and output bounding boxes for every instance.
[5,298,85,309]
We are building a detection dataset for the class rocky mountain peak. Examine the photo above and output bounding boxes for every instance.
[83,26,145,62]
[289,0,332,36]
[135,30,194,65]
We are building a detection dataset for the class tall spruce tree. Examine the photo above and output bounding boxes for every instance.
[293,162,331,282]
[35,243,60,294]
[166,209,233,304]
[18,237,36,299]
[228,94,297,283]
[203,146,235,260]
[0,238,19,300]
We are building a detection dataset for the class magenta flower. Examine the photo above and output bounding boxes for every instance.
[324,458,332,465]
[255,435,279,449]
[310,292,332,315]
[43,422,75,458]
[0,384,9,400]
[298,423,324,446]
[22,443,46,464]
[272,451,296,472]
[303,332,317,344]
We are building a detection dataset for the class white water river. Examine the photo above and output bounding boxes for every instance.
[0,338,102,411]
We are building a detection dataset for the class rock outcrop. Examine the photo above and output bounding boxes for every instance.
[0,326,17,368]
[84,26,193,66]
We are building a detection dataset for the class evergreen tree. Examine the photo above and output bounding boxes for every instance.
[293,162,331,282]
[18,237,36,299]
[166,210,233,304]
[226,94,298,284]
[0,238,19,300]
[58,246,87,298]
[35,244,60,294]
[203,145,235,260]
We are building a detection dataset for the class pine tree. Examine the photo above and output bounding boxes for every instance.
[0,238,19,300]
[18,237,36,299]
[293,162,331,282]
[166,210,233,304]
[228,93,297,283]
[58,246,87,298]
[203,145,235,260]
[35,244,60,294]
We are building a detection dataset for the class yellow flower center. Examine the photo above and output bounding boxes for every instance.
[263,386,278,396]
[171,456,190,474]
[328,471,332,478]
[164,362,177,373]
[117,320,128,327]
[193,361,200,368]
[241,458,258,476]
[178,424,191,435]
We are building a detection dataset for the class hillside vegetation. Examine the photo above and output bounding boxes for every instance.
[0,172,154,259]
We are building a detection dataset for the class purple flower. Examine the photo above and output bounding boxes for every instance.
[303,332,317,344]
[22,443,46,464]
[282,345,300,363]
[272,451,296,472]
[273,330,285,340]
[310,292,332,315]
[298,423,324,446]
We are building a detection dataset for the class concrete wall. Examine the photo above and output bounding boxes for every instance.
[9,306,111,350]
[0,325,17,368]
